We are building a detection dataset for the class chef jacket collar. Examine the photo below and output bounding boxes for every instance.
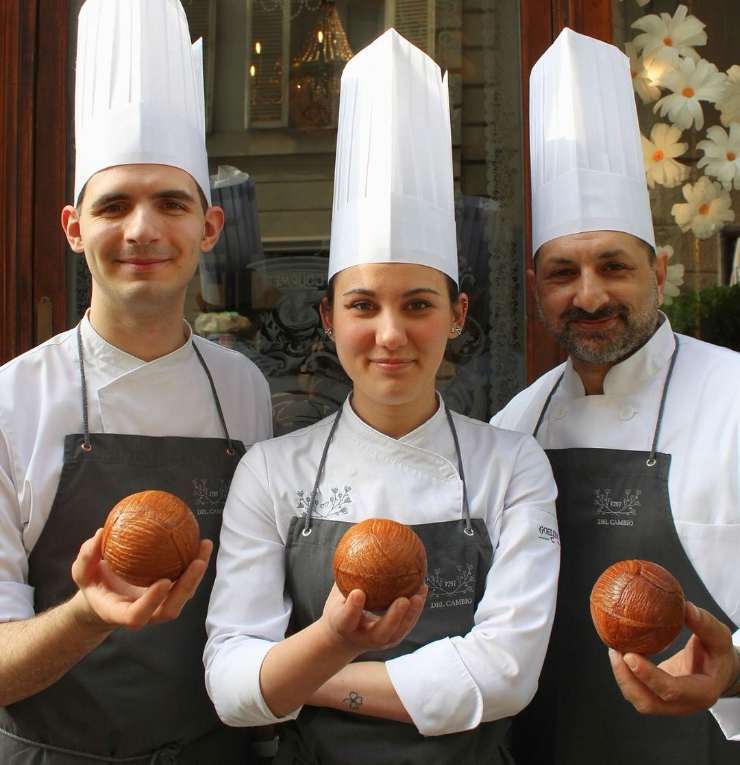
[559,312,676,398]
[79,310,196,379]
[342,391,451,449]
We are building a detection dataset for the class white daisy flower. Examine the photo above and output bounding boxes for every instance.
[654,57,727,131]
[641,123,689,188]
[716,65,740,127]
[632,5,707,66]
[671,177,735,239]
[625,42,661,104]
[655,244,685,306]
[642,57,678,91]
[697,124,740,191]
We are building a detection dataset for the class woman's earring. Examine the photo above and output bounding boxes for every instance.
[324,327,334,341]
[450,325,463,338]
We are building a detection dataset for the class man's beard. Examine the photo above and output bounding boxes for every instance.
[538,283,660,365]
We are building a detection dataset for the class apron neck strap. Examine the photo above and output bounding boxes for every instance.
[76,324,93,452]
[532,371,565,440]
[191,340,235,454]
[302,400,474,535]
[303,408,343,536]
[647,333,680,466]
[445,406,474,535]
[76,323,235,455]
[532,333,681,466]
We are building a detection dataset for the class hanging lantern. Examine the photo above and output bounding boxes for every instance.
[290,1,353,128]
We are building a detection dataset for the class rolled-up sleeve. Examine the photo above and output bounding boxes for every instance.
[386,435,560,736]
[204,447,301,727]
[0,422,34,622]
[711,629,740,740]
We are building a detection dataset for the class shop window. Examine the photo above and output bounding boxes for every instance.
[244,0,434,130]
[182,0,217,132]
[70,1,528,432]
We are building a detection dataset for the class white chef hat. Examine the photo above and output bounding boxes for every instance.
[329,28,458,284]
[73,0,211,206]
[530,28,655,254]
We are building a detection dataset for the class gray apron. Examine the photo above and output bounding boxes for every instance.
[0,326,252,764]
[274,406,514,765]
[512,335,740,765]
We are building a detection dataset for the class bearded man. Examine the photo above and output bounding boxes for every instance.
[492,28,740,765]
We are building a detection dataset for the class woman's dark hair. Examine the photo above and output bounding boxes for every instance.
[325,273,460,305]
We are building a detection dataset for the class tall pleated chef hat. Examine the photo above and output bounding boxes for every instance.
[73,0,211,205]
[529,28,655,254]
[329,28,458,284]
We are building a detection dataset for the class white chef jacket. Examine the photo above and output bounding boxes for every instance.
[0,314,273,622]
[205,397,560,737]
[491,316,740,740]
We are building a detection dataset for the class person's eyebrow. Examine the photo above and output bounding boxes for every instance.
[89,189,197,209]
[597,249,632,259]
[543,257,576,267]
[402,287,441,296]
[341,287,441,296]
[152,189,197,204]
[89,192,130,210]
[544,250,632,267]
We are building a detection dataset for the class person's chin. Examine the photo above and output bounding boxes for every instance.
[367,381,419,407]
[570,330,612,349]
[570,337,626,364]
[115,280,179,304]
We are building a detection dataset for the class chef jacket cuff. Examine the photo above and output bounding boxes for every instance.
[710,630,740,741]
[710,699,740,740]
[206,638,302,727]
[0,581,34,622]
[385,637,482,736]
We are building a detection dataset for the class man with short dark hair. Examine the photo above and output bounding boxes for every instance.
[0,1,272,761]
[493,28,740,765]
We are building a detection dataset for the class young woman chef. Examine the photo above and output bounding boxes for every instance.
[205,28,560,765]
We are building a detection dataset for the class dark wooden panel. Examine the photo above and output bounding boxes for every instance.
[0,0,70,365]
[519,0,612,384]
[32,0,70,345]
[0,1,37,364]
[0,1,19,363]
[552,0,612,40]
[570,0,612,41]
[519,0,563,384]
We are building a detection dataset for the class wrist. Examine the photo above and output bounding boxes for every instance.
[67,591,114,637]
[721,646,740,699]
[313,619,362,665]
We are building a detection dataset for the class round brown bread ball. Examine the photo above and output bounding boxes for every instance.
[102,490,200,587]
[332,518,427,611]
[590,559,685,655]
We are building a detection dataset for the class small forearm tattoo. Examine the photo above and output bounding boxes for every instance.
[343,690,363,711]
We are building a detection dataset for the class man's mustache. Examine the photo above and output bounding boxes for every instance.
[560,305,627,324]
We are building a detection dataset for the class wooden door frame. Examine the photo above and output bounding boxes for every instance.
[520,0,613,383]
[0,0,70,365]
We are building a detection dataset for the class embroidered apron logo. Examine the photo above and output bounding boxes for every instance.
[426,563,475,609]
[594,488,641,527]
[191,478,229,515]
[296,486,352,518]
[538,525,560,544]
